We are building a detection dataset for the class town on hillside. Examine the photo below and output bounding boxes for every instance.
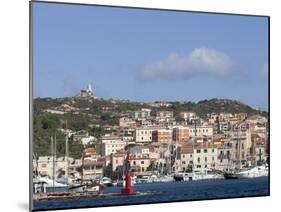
[33,84,269,192]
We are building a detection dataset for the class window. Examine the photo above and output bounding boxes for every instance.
[205,165,207,168]
[212,149,215,153]
[197,157,200,163]
[196,149,201,153]
[182,154,185,158]
[205,157,207,162]
[141,161,144,164]
[204,149,207,153]
[133,161,136,165]
[182,161,186,165]
[197,165,201,168]
[190,154,193,158]
[212,156,215,161]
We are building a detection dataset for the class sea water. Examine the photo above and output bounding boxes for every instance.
[33,177,269,211]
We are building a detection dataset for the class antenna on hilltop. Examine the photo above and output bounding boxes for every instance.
[88,83,92,92]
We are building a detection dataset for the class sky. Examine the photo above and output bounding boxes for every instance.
[32,2,269,110]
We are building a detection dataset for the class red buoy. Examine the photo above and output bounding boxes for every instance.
[121,150,136,195]
[121,171,136,195]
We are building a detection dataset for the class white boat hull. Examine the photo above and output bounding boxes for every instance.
[224,165,268,179]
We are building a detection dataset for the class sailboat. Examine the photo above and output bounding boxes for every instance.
[63,136,100,193]
[224,164,268,179]
[224,125,269,179]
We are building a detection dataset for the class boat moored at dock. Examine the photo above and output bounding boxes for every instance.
[224,164,268,179]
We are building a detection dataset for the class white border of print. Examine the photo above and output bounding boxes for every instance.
[0,0,280,212]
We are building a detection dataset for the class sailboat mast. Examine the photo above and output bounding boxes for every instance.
[54,135,57,189]
[237,125,241,170]
[51,136,55,191]
[65,135,69,184]
[175,129,178,173]
[81,150,84,185]
[65,119,69,185]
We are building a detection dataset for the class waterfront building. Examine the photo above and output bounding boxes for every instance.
[111,150,126,174]
[130,146,151,158]
[255,142,266,165]
[180,144,194,172]
[172,126,189,143]
[130,156,151,173]
[216,140,234,171]
[82,160,104,179]
[135,127,154,143]
[193,142,218,172]
[36,156,75,178]
[36,156,54,177]
[96,135,126,156]
[83,148,100,159]
[189,125,213,138]
[152,128,173,144]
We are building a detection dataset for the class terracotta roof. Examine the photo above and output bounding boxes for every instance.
[180,144,193,153]
[84,148,96,155]
[83,161,104,168]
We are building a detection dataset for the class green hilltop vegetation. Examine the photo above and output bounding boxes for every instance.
[33,97,268,159]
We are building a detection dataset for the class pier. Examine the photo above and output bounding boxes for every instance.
[33,191,162,202]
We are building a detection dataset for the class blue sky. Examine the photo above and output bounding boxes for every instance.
[33,2,269,110]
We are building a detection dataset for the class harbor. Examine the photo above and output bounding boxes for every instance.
[32,99,269,208]
[32,85,269,211]
[33,177,269,210]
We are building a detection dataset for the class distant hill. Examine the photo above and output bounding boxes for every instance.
[194,98,267,118]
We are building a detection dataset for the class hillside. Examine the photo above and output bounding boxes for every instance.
[32,97,268,158]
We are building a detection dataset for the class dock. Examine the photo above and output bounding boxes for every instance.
[33,191,162,201]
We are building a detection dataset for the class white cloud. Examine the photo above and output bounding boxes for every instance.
[141,47,232,80]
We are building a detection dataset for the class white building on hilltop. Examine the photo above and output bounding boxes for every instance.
[76,83,97,98]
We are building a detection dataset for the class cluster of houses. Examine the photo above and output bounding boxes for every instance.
[34,108,268,181]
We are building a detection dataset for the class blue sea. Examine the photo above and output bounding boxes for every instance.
[33,177,269,211]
